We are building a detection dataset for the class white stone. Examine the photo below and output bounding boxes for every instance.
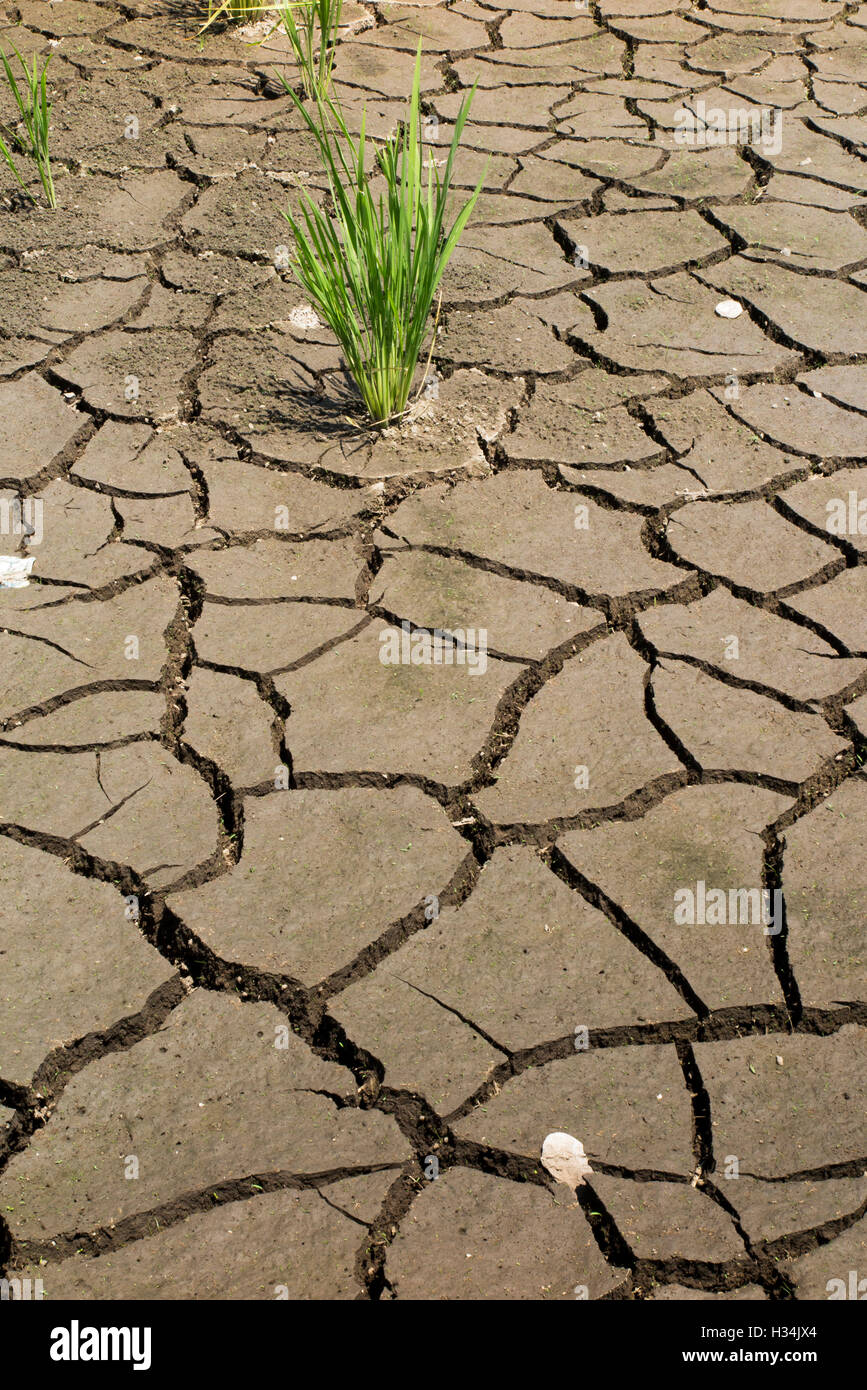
[0,556,35,588]
[288,304,321,331]
[541,1131,593,1189]
[715,299,743,319]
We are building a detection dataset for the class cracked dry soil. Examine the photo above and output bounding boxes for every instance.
[0,0,865,1304]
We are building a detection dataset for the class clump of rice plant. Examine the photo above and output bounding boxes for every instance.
[200,0,341,99]
[280,44,483,425]
[0,44,56,208]
[202,0,271,26]
[274,0,343,102]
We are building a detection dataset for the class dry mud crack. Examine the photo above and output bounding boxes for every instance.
[0,0,865,1304]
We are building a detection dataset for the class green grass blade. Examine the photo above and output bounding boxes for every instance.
[0,131,35,200]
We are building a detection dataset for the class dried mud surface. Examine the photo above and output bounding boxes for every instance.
[0,0,866,1302]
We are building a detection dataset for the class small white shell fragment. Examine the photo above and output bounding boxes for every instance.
[288,304,320,331]
[0,555,35,588]
[541,1131,593,1188]
[715,299,743,319]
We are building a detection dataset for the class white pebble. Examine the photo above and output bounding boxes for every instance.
[288,304,320,331]
[541,1132,593,1189]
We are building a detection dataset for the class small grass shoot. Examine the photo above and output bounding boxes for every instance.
[0,44,56,208]
[274,0,343,102]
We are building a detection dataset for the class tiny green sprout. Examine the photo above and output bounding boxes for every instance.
[0,42,57,208]
[272,0,343,103]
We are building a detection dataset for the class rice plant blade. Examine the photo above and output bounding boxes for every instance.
[36,58,55,206]
[0,47,25,117]
[0,131,35,200]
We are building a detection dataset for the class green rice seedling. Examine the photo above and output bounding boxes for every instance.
[0,44,56,208]
[202,0,271,27]
[200,0,341,101]
[275,0,343,102]
[279,44,483,425]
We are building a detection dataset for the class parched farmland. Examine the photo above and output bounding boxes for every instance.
[0,0,865,1313]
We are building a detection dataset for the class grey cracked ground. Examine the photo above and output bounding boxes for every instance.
[0,0,865,1302]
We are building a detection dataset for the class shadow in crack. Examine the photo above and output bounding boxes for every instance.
[261,368,379,446]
